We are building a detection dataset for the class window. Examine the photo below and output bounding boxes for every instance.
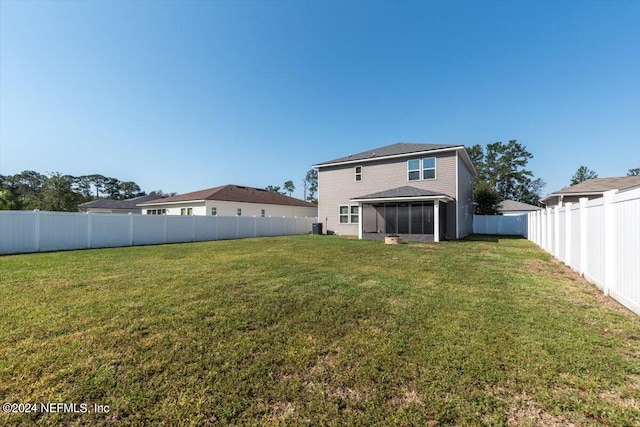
[261,209,266,217]
[350,205,359,223]
[422,157,436,179]
[148,209,166,215]
[181,208,193,215]
[355,165,362,182]
[339,205,359,224]
[408,158,436,181]
[339,205,349,223]
[236,208,242,216]
[408,159,420,181]
[211,207,217,216]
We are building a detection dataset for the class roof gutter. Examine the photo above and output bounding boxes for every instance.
[350,195,454,203]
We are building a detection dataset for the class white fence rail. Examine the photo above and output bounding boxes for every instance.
[473,214,528,236]
[528,188,640,316]
[0,211,318,255]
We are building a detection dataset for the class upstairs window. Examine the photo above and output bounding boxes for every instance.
[422,157,436,179]
[408,157,436,181]
[355,165,362,182]
[408,159,421,181]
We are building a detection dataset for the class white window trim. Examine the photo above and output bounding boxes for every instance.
[354,165,363,182]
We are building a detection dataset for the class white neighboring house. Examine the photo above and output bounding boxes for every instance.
[137,184,318,218]
[497,199,542,216]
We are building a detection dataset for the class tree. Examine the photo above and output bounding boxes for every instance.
[627,168,640,176]
[0,188,18,210]
[119,181,144,199]
[283,180,295,196]
[40,173,81,212]
[473,180,501,215]
[467,140,543,205]
[304,169,318,203]
[570,166,598,186]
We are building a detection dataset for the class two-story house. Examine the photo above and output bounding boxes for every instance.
[313,143,476,242]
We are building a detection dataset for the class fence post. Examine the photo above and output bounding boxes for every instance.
[236,216,240,239]
[214,216,219,241]
[33,209,41,252]
[579,197,588,276]
[603,190,617,296]
[191,214,196,242]
[254,216,258,237]
[565,202,572,266]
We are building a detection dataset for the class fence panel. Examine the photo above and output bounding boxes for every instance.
[570,203,581,272]
[473,214,527,236]
[91,214,131,248]
[528,188,639,316]
[585,200,605,289]
[39,212,88,252]
[612,190,640,313]
[132,215,166,245]
[0,211,36,254]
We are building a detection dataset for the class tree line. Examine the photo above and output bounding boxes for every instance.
[468,140,639,215]
[0,171,147,211]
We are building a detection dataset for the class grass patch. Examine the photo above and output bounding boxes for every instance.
[1,235,639,425]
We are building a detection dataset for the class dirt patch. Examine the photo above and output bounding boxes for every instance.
[506,392,580,427]
[268,401,296,421]
[390,387,422,407]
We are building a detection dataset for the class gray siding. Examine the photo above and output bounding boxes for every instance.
[457,153,474,238]
[318,151,459,236]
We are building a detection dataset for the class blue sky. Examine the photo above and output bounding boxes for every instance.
[1,0,639,200]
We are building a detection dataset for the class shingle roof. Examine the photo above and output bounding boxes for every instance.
[314,142,462,166]
[138,185,317,208]
[352,186,450,200]
[498,199,542,212]
[547,176,640,196]
[79,194,162,210]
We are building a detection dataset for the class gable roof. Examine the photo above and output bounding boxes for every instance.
[79,194,162,210]
[314,142,462,166]
[138,185,317,208]
[541,176,640,203]
[498,199,542,212]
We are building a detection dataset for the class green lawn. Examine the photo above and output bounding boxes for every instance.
[1,235,639,426]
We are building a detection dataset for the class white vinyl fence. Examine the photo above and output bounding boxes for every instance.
[0,211,318,255]
[473,214,528,236]
[528,187,640,316]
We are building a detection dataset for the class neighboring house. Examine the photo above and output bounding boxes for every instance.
[137,184,318,218]
[78,194,161,214]
[313,142,476,242]
[497,199,543,216]
[540,176,640,207]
